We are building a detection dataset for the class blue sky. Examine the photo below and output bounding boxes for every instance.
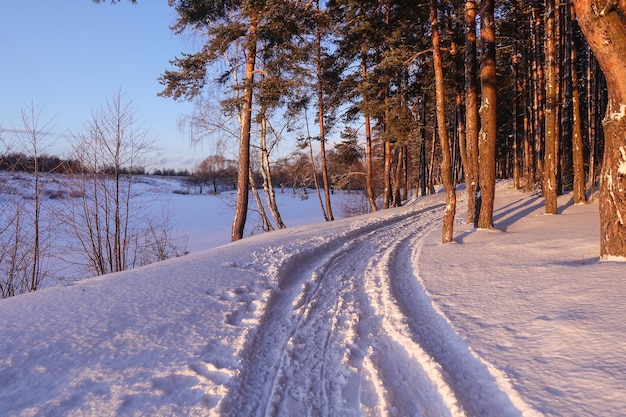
[0,1,204,171]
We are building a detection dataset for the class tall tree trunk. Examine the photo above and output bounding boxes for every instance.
[362,46,378,212]
[513,48,521,190]
[555,0,564,196]
[531,0,546,188]
[402,144,409,201]
[383,137,392,208]
[573,0,626,257]
[544,0,559,214]
[430,0,457,243]
[231,15,258,241]
[305,108,328,221]
[316,1,334,221]
[570,2,586,204]
[465,0,480,224]
[393,145,403,207]
[429,126,437,195]
[259,116,286,228]
[586,50,597,195]
[420,97,428,197]
[478,0,497,229]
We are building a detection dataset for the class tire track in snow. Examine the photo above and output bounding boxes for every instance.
[220,202,530,416]
[374,219,527,416]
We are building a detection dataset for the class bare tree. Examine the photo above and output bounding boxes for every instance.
[0,103,57,296]
[65,90,183,275]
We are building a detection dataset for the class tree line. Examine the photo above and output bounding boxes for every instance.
[94,1,621,257]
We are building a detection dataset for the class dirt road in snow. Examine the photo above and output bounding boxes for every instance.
[219,201,526,417]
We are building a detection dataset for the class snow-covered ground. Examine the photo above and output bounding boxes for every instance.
[0,181,624,416]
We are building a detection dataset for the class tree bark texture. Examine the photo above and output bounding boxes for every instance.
[570,3,587,204]
[362,47,378,212]
[316,2,334,221]
[430,0,457,243]
[231,15,258,241]
[544,0,559,214]
[478,0,496,229]
[464,0,480,224]
[573,0,626,257]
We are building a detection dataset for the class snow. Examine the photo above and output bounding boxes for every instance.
[1,181,625,416]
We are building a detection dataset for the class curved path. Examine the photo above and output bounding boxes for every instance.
[220,201,526,417]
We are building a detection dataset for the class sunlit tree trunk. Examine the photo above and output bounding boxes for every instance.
[464,0,480,224]
[430,0,456,243]
[573,0,626,257]
[477,0,496,229]
[393,145,403,207]
[316,0,334,221]
[383,136,392,209]
[232,15,258,241]
[570,2,586,204]
[361,46,378,212]
[544,0,559,214]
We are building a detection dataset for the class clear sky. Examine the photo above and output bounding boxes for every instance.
[0,1,204,171]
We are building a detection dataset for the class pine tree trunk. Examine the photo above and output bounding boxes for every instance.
[573,0,626,257]
[570,2,586,204]
[531,0,546,188]
[430,0,456,243]
[586,51,597,195]
[464,0,479,224]
[544,0,559,214]
[478,0,496,229]
[305,109,328,221]
[393,145,403,207]
[383,138,392,208]
[231,15,258,241]
[420,97,428,197]
[402,144,409,201]
[362,46,378,212]
[316,2,334,221]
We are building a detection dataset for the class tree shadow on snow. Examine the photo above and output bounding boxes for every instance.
[453,193,574,243]
[493,194,544,230]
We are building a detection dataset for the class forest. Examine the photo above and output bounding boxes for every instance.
[151,0,626,254]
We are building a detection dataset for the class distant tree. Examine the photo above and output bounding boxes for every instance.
[331,128,366,191]
[193,154,229,194]
[0,102,57,297]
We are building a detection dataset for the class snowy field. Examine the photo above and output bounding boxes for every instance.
[0,180,624,416]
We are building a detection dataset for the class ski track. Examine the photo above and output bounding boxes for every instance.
[219,200,533,417]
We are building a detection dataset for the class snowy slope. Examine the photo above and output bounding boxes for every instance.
[0,183,624,417]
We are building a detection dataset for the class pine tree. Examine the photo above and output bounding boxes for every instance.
[159,0,309,241]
